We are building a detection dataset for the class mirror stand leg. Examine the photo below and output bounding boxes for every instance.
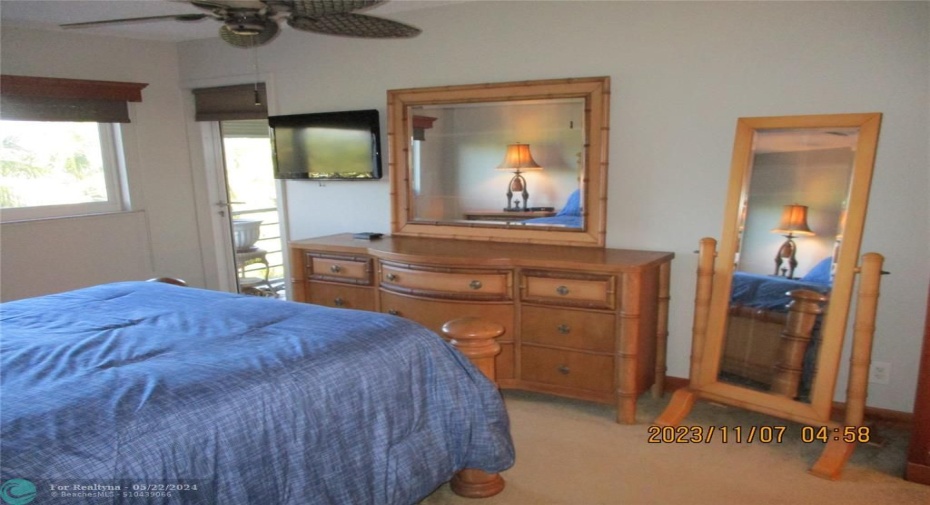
[810,253,884,480]
[810,439,857,480]
[654,388,697,426]
[655,239,715,426]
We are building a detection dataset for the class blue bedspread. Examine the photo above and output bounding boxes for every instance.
[0,282,514,504]
[521,215,582,227]
[730,272,831,311]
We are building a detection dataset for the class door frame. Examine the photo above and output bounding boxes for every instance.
[183,73,291,295]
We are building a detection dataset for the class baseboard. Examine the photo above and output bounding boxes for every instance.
[662,375,912,428]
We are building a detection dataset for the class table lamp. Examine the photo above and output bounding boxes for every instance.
[497,143,542,211]
[772,204,815,278]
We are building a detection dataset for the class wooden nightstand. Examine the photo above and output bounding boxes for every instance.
[463,210,556,222]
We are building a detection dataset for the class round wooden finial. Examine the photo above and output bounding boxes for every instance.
[441,317,504,360]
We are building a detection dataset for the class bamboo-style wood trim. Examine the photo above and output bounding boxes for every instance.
[616,270,642,424]
[1,74,147,101]
[387,76,609,247]
[652,260,671,398]
[289,247,308,303]
[690,238,717,388]
[844,253,884,426]
[692,113,882,428]
[810,252,885,481]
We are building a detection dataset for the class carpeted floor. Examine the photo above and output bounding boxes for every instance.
[422,390,930,505]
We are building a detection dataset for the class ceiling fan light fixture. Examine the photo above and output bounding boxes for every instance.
[219,19,279,47]
[226,19,266,36]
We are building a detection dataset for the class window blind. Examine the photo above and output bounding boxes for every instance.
[193,83,268,121]
[0,75,147,123]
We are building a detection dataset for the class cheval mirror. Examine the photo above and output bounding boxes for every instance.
[657,113,884,479]
[386,77,610,247]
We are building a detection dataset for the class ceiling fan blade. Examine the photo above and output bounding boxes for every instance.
[286,0,387,18]
[61,14,209,29]
[287,12,420,38]
[219,19,280,47]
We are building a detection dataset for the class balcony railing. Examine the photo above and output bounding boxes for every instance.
[232,207,286,297]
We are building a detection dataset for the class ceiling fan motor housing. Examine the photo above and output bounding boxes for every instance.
[226,14,268,35]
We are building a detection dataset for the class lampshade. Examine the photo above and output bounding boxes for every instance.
[772,204,814,236]
[497,143,543,171]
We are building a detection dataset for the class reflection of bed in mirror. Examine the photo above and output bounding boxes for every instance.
[721,258,833,395]
[522,189,583,227]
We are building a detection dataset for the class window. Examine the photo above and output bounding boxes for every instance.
[0,74,147,222]
[0,120,125,221]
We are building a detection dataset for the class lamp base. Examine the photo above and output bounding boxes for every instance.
[774,234,799,278]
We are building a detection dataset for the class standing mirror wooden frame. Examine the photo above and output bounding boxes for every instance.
[657,113,883,479]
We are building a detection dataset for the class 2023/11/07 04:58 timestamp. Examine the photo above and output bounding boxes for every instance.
[647,425,787,443]
[647,425,872,444]
[801,425,872,444]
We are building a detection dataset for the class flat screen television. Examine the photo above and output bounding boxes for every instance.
[268,109,382,180]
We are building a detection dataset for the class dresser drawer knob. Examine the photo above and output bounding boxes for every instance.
[556,285,570,296]
[557,324,571,334]
[330,264,342,273]
[469,280,483,290]
[333,297,345,307]
[386,273,398,282]
[558,365,571,375]
[388,309,400,316]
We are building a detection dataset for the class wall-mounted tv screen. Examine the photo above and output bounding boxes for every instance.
[269,109,382,180]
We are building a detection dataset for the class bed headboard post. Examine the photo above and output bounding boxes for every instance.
[442,317,507,498]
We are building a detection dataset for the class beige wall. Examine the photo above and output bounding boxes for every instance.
[0,27,209,298]
[0,2,925,413]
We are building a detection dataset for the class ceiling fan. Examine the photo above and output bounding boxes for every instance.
[60,0,421,48]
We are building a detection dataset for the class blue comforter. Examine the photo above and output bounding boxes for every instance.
[0,282,514,504]
[730,272,831,311]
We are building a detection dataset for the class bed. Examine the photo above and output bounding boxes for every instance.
[721,260,833,394]
[522,189,583,228]
[0,281,514,504]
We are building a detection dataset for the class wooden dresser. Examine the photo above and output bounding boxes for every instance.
[290,233,674,424]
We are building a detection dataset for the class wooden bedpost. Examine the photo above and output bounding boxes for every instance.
[146,277,188,287]
[443,317,507,498]
[770,289,829,399]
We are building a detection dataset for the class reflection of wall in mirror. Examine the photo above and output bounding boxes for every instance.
[414,101,583,220]
[738,148,855,277]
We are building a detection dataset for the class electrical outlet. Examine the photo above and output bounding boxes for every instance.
[870,361,891,384]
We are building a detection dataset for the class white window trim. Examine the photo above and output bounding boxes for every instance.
[1,123,128,223]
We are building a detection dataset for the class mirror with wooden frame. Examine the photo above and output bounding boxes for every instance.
[387,77,609,247]
[657,113,883,479]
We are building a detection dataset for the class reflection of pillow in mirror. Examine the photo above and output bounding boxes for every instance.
[801,257,833,285]
[557,189,582,216]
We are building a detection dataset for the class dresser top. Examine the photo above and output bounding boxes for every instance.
[291,234,674,272]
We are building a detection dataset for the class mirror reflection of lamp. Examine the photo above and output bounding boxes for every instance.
[497,143,542,211]
[772,204,815,278]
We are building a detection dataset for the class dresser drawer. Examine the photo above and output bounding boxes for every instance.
[380,291,515,381]
[521,270,616,309]
[306,252,372,285]
[521,346,613,393]
[522,306,615,353]
[308,282,375,311]
[379,261,511,301]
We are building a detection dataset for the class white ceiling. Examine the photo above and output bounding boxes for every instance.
[0,0,460,43]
